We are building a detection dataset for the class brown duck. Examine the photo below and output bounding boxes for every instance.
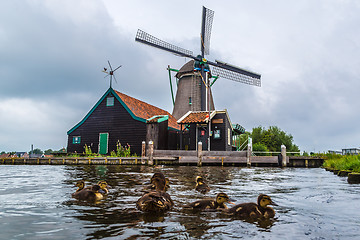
[195,176,210,194]
[224,194,277,219]
[145,172,170,192]
[184,192,234,210]
[97,180,109,194]
[136,175,174,212]
[72,180,109,194]
[72,180,86,194]
[72,184,104,201]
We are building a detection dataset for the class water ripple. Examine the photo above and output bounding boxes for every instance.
[0,165,359,239]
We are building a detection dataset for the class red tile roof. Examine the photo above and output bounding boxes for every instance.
[178,111,210,124]
[114,90,180,130]
[0,153,10,158]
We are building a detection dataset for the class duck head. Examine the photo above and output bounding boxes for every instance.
[75,180,85,192]
[97,180,109,194]
[258,194,277,208]
[216,193,235,205]
[196,176,205,184]
[151,176,166,191]
[151,172,166,181]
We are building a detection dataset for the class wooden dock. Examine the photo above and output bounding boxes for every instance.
[0,150,324,168]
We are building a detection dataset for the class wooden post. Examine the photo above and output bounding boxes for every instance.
[281,145,287,167]
[148,141,154,166]
[247,138,252,167]
[141,141,146,164]
[197,142,202,167]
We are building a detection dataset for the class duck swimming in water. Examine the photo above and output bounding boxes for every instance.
[224,194,277,219]
[97,180,109,194]
[183,192,234,211]
[144,172,170,192]
[195,176,210,194]
[136,175,173,212]
[72,180,86,194]
[72,184,104,201]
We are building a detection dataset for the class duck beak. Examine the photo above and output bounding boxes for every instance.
[227,198,236,205]
[271,200,278,206]
[228,201,236,205]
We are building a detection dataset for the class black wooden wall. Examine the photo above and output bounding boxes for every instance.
[210,113,233,151]
[180,112,233,151]
[67,93,147,156]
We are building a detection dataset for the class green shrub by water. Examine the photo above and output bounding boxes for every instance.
[68,142,137,157]
[322,154,360,173]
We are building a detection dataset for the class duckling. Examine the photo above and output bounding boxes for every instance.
[97,180,109,194]
[72,180,86,195]
[136,175,173,212]
[183,192,234,211]
[195,176,210,194]
[225,194,277,219]
[72,184,104,201]
[144,172,170,192]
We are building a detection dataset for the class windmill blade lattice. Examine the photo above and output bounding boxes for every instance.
[201,7,214,56]
[136,29,194,58]
[211,65,261,87]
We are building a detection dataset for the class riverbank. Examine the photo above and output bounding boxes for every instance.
[322,154,360,172]
[322,154,360,183]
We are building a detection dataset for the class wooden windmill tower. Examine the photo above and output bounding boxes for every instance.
[135,6,261,120]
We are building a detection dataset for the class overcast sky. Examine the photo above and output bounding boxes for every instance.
[1,0,360,153]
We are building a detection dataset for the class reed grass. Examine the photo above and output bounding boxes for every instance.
[322,154,360,173]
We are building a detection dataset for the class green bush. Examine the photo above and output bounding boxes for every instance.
[84,144,99,157]
[323,154,360,172]
[109,141,133,157]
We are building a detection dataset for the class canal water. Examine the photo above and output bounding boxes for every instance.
[0,165,359,239]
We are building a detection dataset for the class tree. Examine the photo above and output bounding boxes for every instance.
[251,126,299,152]
[253,142,269,152]
[30,148,43,154]
[44,149,53,155]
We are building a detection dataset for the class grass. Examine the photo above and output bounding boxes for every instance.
[322,153,360,173]
[67,142,137,158]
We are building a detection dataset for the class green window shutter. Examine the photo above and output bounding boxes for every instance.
[73,136,81,144]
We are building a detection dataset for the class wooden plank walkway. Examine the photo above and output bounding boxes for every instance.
[0,153,324,167]
[0,157,145,165]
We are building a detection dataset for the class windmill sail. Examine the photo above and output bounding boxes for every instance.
[209,59,261,86]
[135,29,194,58]
[201,7,214,56]
[211,65,261,87]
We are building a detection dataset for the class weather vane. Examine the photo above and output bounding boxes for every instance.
[102,61,122,88]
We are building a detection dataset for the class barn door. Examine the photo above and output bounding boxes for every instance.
[98,133,109,154]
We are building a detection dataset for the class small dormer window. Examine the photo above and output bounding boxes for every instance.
[189,97,192,105]
[107,97,114,106]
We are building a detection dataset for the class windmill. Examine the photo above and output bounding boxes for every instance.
[102,61,122,88]
[135,6,261,120]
